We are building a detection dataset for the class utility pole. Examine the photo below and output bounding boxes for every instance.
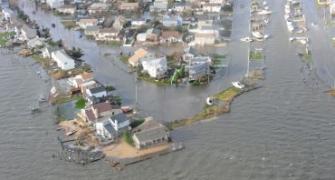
[134,72,138,114]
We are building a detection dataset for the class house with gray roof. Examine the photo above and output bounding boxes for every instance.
[132,117,170,149]
[86,86,107,99]
[110,113,130,133]
[95,117,117,141]
[42,46,59,59]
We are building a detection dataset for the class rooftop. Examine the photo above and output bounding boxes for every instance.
[88,86,106,94]
[134,126,168,142]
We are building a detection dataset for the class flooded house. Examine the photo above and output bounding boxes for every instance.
[145,28,161,42]
[202,3,222,13]
[56,5,76,15]
[109,113,130,133]
[46,0,64,9]
[95,117,117,141]
[80,102,119,124]
[118,2,139,12]
[51,49,75,70]
[185,55,211,81]
[87,3,110,14]
[131,18,147,28]
[113,16,127,33]
[330,1,335,16]
[95,112,130,141]
[128,48,151,67]
[1,8,14,22]
[151,0,169,12]
[132,117,170,149]
[84,25,99,37]
[17,25,37,41]
[188,61,210,81]
[68,72,94,89]
[191,21,219,46]
[41,46,58,59]
[160,30,182,44]
[85,86,107,100]
[77,18,98,29]
[317,0,330,5]
[27,37,44,49]
[95,28,120,42]
[162,14,183,27]
[141,56,168,78]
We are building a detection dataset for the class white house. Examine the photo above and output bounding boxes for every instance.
[88,3,109,14]
[141,56,168,78]
[136,33,147,42]
[51,50,75,70]
[191,21,219,46]
[46,0,64,9]
[330,0,335,16]
[77,18,98,29]
[85,86,107,99]
[209,0,225,3]
[19,25,37,41]
[151,0,168,12]
[131,19,146,27]
[56,5,76,15]
[95,28,120,41]
[42,46,58,59]
[202,4,222,13]
[68,72,94,89]
[84,26,100,37]
[27,37,44,49]
[96,118,116,140]
[1,8,14,22]
[162,15,183,27]
[118,2,139,11]
[110,113,130,132]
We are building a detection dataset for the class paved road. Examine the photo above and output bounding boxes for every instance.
[228,0,251,81]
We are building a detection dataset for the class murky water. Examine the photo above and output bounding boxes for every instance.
[1,0,335,179]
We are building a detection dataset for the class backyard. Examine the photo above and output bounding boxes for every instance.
[0,31,15,47]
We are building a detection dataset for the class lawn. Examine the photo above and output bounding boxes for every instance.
[214,86,241,101]
[138,73,170,86]
[249,51,264,60]
[119,55,129,63]
[51,95,82,105]
[75,98,87,109]
[167,86,242,129]
[123,132,134,146]
[61,20,77,29]
[106,41,122,47]
[31,54,51,68]
[0,32,15,47]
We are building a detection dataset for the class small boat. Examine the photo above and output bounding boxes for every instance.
[232,81,245,89]
[240,36,253,42]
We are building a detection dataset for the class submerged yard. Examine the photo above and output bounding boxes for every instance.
[168,86,243,129]
[0,32,15,47]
